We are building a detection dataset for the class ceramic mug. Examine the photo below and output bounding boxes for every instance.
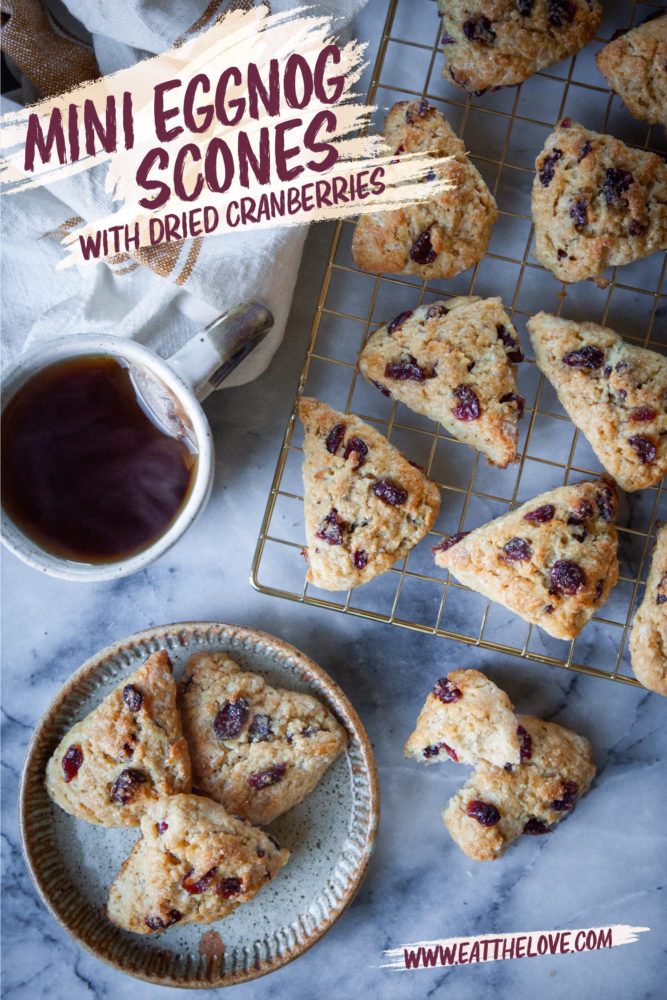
[0,301,273,581]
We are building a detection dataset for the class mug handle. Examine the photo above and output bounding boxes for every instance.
[168,301,274,401]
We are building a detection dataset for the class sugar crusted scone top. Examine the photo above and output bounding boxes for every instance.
[596,13,667,130]
[630,526,667,696]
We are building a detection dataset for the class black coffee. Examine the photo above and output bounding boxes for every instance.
[1,355,198,564]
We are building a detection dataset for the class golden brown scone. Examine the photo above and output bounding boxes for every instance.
[45,651,191,827]
[106,794,289,934]
[438,0,602,93]
[433,481,619,640]
[358,297,524,468]
[180,652,347,824]
[443,714,596,861]
[298,397,441,591]
[528,313,667,492]
[596,13,667,133]
[532,119,667,283]
[404,669,522,769]
[630,526,667,695]
[352,100,497,279]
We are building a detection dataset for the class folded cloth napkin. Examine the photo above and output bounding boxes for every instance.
[0,0,368,382]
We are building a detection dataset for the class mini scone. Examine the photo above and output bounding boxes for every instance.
[352,100,497,279]
[528,313,667,492]
[443,714,595,861]
[45,651,191,826]
[404,669,522,769]
[180,652,347,824]
[596,12,667,133]
[532,119,667,283]
[433,480,619,640]
[298,397,441,591]
[106,794,289,934]
[358,297,524,468]
[438,0,602,93]
[629,526,667,695]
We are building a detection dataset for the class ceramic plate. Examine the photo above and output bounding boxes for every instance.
[19,622,379,987]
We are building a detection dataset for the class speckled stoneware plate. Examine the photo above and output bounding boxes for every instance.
[19,622,379,988]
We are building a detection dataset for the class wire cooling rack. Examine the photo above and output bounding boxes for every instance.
[251,0,666,686]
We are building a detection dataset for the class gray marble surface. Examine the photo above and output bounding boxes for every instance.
[2,1,666,998]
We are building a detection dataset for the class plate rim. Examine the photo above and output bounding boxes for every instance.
[19,620,380,988]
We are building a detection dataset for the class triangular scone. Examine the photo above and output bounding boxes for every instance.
[629,527,667,696]
[358,297,524,468]
[352,100,497,279]
[404,670,522,769]
[181,652,347,824]
[433,480,619,640]
[528,313,667,492]
[45,651,191,827]
[299,397,441,591]
[107,794,289,934]
[596,13,667,134]
[532,119,667,283]
[443,715,595,861]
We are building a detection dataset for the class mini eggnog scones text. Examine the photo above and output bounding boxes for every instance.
[528,313,667,492]
[298,397,441,591]
[404,669,521,769]
[181,652,347,824]
[630,527,667,695]
[433,481,619,640]
[596,13,667,133]
[437,0,602,93]
[358,297,524,468]
[45,651,191,827]
[532,119,667,283]
[352,100,497,279]
[106,794,289,934]
[444,715,595,861]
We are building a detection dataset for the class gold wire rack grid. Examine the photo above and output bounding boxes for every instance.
[251,0,666,686]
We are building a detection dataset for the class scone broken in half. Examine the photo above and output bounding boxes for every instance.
[596,12,667,134]
[352,100,497,279]
[528,313,667,492]
[358,297,525,468]
[45,650,191,826]
[433,480,619,640]
[106,794,289,933]
[404,669,522,770]
[299,397,441,591]
[630,526,667,696]
[181,652,347,824]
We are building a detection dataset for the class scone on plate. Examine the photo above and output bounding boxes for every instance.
[433,480,619,640]
[352,100,497,279]
[45,651,191,827]
[528,313,667,492]
[629,526,667,696]
[298,397,441,591]
[531,119,667,283]
[106,794,289,934]
[404,669,522,769]
[358,297,524,468]
[443,715,595,861]
[596,12,667,134]
[438,0,602,93]
[181,652,347,824]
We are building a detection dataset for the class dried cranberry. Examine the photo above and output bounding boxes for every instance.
[657,593,666,606]
[550,559,586,595]
[501,537,532,562]
[110,768,147,805]
[352,549,368,570]
[62,745,83,783]
[518,0,535,14]
[578,141,592,161]
[248,714,273,743]
[557,249,567,259]
[466,800,500,826]
[372,480,408,505]
[433,677,462,702]
[156,821,168,834]
[452,384,481,421]
[463,16,496,44]
[517,725,532,761]
[551,780,579,811]
[121,742,134,759]
[628,436,656,464]
[325,423,345,454]
[560,117,571,128]
[524,504,555,523]
[256,846,265,857]
[544,604,554,614]
[562,346,604,370]
[603,167,634,206]
[423,744,441,759]
[122,684,143,713]
[410,226,437,265]
[385,354,432,382]
[267,834,281,850]
[596,485,615,521]
[425,303,449,320]
[432,531,469,553]
[442,31,456,45]
[301,725,318,737]
[548,0,576,27]
[216,877,243,899]
[500,393,525,419]
[594,580,604,601]
[629,406,656,422]
[442,742,458,762]
[316,509,344,545]
[214,697,249,739]
[387,310,412,335]
[145,910,182,930]
[343,436,368,469]
[182,866,217,895]
[615,361,628,371]
[539,149,562,186]
[371,379,392,398]
[405,100,431,123]
[523,819,551,835]
[568,500,594,523]
[569,197,588,228]
[628,219,648,237]
[247,763,287,789]
[497,325,524,364]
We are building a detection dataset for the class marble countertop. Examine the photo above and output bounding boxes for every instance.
[2,1,665,998]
